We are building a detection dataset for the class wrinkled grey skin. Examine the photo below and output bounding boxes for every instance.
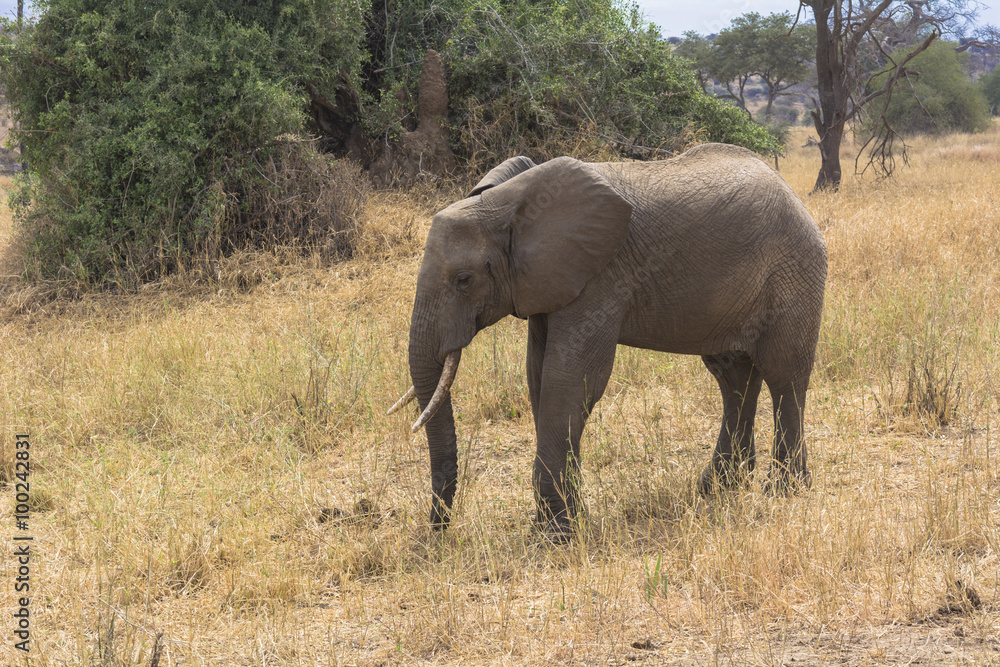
[407,143,827,533]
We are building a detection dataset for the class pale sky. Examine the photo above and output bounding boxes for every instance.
[643,0,803,35]
[0,1,28,22]
[639,0,1000,36]
[1,1,998,37]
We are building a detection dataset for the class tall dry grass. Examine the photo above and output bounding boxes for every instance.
[1,126,999,665]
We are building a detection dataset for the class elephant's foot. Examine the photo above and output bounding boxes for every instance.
[533,495,580,543]
[763,464,812,496]
[533,517,574,544]
[429,475,458,529]
[697,461,753,496]
[429,497,452,530]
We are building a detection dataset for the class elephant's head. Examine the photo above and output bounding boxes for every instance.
[391,155,633,527]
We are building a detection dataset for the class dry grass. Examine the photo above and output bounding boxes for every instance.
[1,125,1000,666]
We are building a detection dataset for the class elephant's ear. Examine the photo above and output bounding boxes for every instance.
[467,156,537,197]
[485,156,633,317]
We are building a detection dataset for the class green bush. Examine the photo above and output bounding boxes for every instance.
[979,64,1000,115]
[370,0,779,163]
[873,40,990,136]
[0,0,365,284]
[1,0,778,285]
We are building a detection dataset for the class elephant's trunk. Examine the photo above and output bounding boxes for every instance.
[411,351,459,432]
[408,314,462,528]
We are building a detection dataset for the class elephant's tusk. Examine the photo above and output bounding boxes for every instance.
[412,351,460,432]
[387,386,416,415]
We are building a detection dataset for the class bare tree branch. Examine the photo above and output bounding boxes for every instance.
[848,0,896,53]
[850,30,938,117]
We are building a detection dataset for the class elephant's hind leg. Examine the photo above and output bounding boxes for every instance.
[756,259,824,492]
[766,376,812,492]
[755,306,820,492]
[698,352,764,494]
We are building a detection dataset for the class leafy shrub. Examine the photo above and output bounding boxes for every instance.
[762,120,792,147]
[979,64,1000,115]
[873,40,991,136]
[1,0,778,285]
[369,0,779,164]
[0,0,365,284]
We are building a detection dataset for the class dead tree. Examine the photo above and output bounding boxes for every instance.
[800,0,983,191]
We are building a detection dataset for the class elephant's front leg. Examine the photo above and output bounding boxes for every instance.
[526,314,548,429]
[531,315,618,535]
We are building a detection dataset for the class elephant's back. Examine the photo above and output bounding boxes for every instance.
[595,145,824,254]
[597,145,826,356]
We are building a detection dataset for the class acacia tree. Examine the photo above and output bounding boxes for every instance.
[711,21,760,112]
[675,30,717,92]
[800,0,980,191]
[752,13,815,118]
[677,13,814,120]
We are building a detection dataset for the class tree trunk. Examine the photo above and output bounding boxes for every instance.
[809,0,845,192]
[813,122,843,191]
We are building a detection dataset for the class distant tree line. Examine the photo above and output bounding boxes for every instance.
[676,12,815,123]
[676,1,999,191]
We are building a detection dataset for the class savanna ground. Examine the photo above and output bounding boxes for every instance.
[2,126,1000,666]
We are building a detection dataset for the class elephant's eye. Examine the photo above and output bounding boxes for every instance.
[456,273,472,289]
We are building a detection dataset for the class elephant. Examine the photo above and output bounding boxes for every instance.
[389,143,828,535]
